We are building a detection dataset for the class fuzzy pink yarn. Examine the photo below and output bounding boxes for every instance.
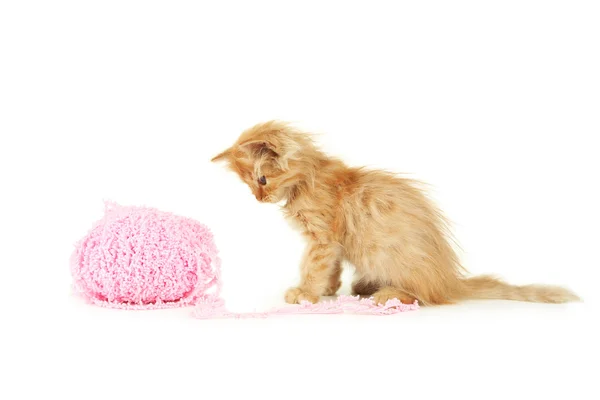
[193,295,419,319]
[71,201,419,317]
[70,201,221,309]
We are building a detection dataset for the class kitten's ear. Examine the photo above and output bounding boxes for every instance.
[211,148,232,162]
[239,140,279,158]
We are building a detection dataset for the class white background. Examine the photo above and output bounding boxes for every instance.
[1,1,599,399]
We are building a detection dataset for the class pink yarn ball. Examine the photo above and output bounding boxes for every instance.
[70,202,221,309]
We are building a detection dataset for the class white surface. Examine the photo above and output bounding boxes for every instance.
[1,1,599,399]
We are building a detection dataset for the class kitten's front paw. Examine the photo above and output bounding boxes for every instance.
[285,287,319,304]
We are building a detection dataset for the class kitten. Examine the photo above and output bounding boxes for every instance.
[211,121,580,306]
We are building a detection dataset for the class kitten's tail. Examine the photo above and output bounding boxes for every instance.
[460,275,581,303]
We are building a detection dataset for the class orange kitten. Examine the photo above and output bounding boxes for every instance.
[211,121,580,306]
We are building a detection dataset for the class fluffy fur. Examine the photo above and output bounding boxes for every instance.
[212,121,580,306]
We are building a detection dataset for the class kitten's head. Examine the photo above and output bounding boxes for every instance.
[211,120,318,203]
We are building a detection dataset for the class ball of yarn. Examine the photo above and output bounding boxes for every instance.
[70,201,221,309]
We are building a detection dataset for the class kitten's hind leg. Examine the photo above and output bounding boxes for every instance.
[372,286,416,305]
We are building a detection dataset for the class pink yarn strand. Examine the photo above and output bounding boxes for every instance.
[192,295,419,319]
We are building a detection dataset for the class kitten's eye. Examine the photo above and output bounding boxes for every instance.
[258,175,267,185]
